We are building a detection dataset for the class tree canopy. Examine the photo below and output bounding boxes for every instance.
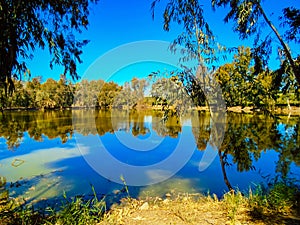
[0,0,98,94]
[152,0,300,86]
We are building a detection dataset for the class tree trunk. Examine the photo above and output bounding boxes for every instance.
[258,3,300,85]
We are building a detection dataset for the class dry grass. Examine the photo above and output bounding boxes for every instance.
[1,188,300,225]
[98,191,300,225]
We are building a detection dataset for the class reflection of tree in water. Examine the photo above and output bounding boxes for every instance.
[275,116,300,178]
[0,111,73,149]
[152,111,182,138]
[72,110,99,136]
[220,113,280,172]
[1,110,299,183]
[0,114,23,149]
[191,112,300,190]
[191,111,211,150]
[32,111,73,143]
[99,110,151,136]
[220,113,300,179]
[95,110,114,135]
[110,109,180,138]
[128,111,150,136]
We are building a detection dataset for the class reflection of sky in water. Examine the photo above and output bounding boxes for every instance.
[0,118,300,204]
[277,123,296,138]
[113,121,163,151]
[101,131,178,166]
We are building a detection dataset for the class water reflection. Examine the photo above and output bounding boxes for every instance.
[0,110,73,148]
[0,110,299,201]
[223,113,299,178]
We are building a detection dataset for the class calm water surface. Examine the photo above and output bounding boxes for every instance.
[0,110,299,204]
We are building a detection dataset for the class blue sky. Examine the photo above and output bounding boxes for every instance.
[26,0,299,84]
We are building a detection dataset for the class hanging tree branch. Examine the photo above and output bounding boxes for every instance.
[257,3,300,85]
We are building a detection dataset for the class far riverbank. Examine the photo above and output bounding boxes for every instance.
[2,105,299,116]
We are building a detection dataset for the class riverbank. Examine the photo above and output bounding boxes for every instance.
[1,185,300,225]
[2,105,300,116]
[99,192,300,225]
[194,106,300,115]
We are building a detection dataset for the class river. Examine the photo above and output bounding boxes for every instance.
[0,109,299,205]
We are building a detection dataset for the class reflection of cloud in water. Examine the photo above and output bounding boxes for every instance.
[146,169,173,181]
[0,145,87,182]
[182,120,192,127]
[0,145,88,203]
[150,139,162,144]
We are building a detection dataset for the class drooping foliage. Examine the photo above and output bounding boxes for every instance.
[0,0,98,94]
[152,0,300,87]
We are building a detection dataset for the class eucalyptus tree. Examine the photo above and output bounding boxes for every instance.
[131,77,148,106]
[98,81,122,108]
[215,46,255,107]
[25,77,42,108]
[36,78,58,109]
[151,0,217,65]
[113,81,135,108]
[114,78,148,109]
[55,75,74,108]
[152,0,300,87]
[212,0,300,88]
[151,76,192,115]
[151,0,226,112]
[214,46,276,109]
[0,0,99,94]
[73,79,104,107]
[7,79,31,108]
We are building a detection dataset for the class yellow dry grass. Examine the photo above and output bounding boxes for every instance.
[98,192,300,225]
